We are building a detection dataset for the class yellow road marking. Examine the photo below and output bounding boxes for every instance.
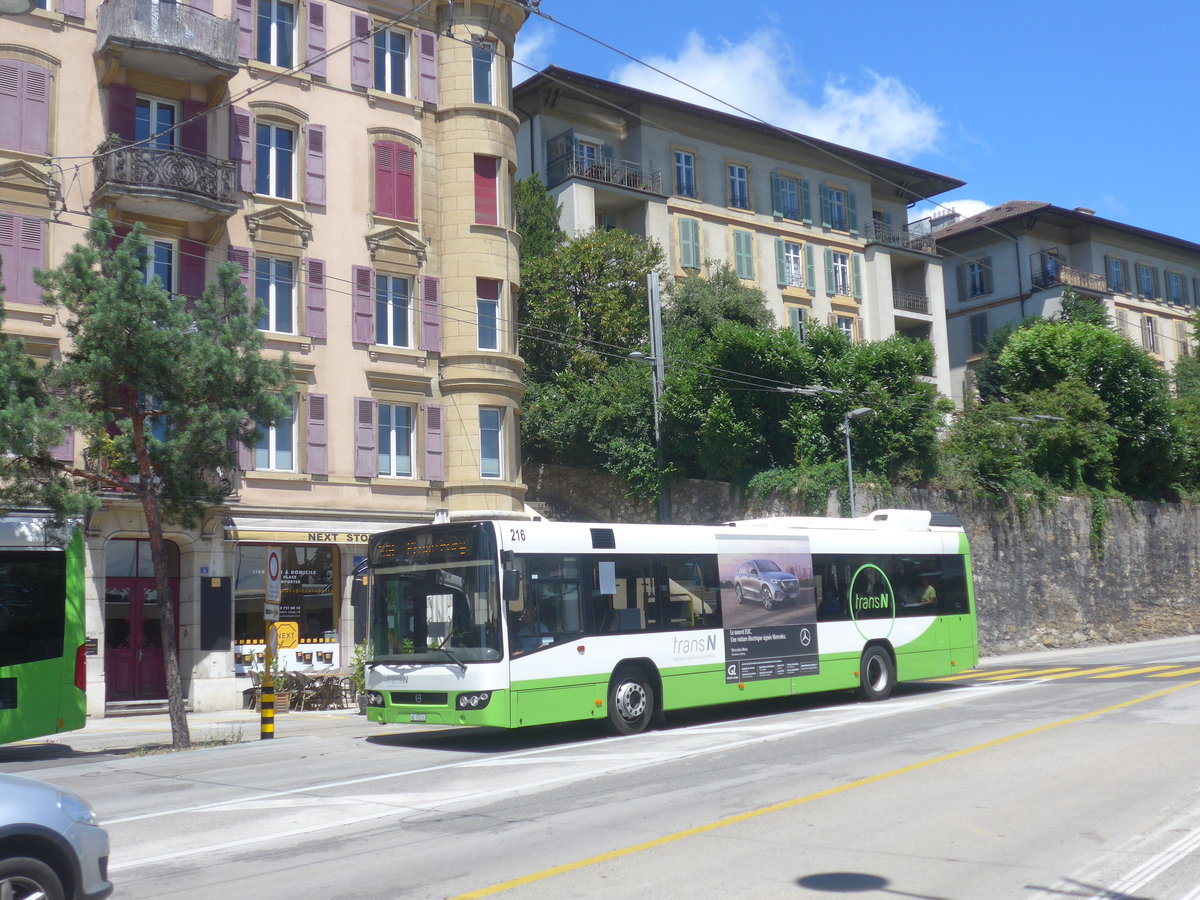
[450,678,1200,899]
[1036,665,1127,681]
[926,667,1023,682]
[1150,666,1200,677]
[1088,665,1177,679]
[980,667,1077,681]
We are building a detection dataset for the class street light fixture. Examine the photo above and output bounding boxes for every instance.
[844,406,874,516]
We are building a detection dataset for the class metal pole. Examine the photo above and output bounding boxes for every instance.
[844,416,855,517]
[261,623,275,739]
[647,271,670,523]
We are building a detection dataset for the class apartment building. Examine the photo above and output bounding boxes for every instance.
[1,0,531,712]
[936,201,1200,406]
[513,66,964,398]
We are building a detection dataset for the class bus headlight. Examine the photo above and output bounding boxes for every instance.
[456,692,492,710]
[365,691,384,707]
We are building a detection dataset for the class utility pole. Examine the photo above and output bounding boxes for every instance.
[647,272,669,523]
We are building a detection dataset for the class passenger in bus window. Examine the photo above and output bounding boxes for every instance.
[515,603,550,651]
[916,577,937,607]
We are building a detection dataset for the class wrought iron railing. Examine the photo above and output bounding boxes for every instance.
[893,288,930,314]
[94,137,237,211]
[864,219,937,254]
[1031,262,1108,292]
[546,152,663,195]
[97,0,239,70]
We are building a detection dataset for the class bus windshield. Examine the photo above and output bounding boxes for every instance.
[368,523,503,665]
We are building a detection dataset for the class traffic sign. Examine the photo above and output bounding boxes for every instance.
[265,548,282,622]
[273,620,299,650]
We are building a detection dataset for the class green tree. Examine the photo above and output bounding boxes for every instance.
[662,260,773,336]
[514,173,565,262]
[0,216,292,748]
[1058,287,1111,327]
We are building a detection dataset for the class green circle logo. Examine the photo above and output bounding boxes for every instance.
[848,563,895,641]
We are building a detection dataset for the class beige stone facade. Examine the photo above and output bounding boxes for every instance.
[1,0,530,712]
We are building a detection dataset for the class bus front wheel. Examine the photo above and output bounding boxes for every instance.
[858,646,895,701]
[606,666,655,735]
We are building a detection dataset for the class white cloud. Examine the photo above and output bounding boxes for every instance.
[513,23,555,84]
[908,199,992,224]
[608,31,942,162]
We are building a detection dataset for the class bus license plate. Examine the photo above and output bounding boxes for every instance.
[410,713,426,723]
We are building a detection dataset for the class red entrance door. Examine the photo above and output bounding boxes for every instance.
[104,540,179,701]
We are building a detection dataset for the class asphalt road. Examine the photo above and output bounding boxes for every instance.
[5,637,1200,899]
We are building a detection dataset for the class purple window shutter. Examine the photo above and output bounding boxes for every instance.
[50,426,74,463]
[234,0,254,58]
[181,99,208,155]
[15,216,44,305]
[306,2,327,77]
[417,30,438,104]
[0,62,20,152]
[179,238,206,304]
[354,397,377,477]
[418,275,440,351]
[228,246,253,295]
[237,433,254,470]
[188,0,213,12]
[58,0,83,18]
[304,124,326,205]
[396,144,414,220]
[351,13,372,89]
[20,64,51,156]
[351,265,374,343]
[108,82,137,142]
[305,393,328,475]
[0,214,23,304]
[229,107,253,192]
[304,257,326,339]
[423,404,444,481]
[373,140,395,218]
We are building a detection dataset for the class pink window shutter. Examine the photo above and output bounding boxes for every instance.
[418,275,440,351]
[237,433,254,470]
[0,62,21,152]
[423,404,444,481]
[306,2,327,77]
[351,265,375,343]
[0,214,17,305]
[108,82,137,142]
[350,13,372,89]
[417,30,438,104]
[23,66,50,156]
[234,0,254,58]
[16,216,44,305]
[228,246,253,296]
[304,124,326,205]
[373,141,395,218]
[396,144,415,220]
[305,393,328,475]
[179,239,206,304]
[181,99,208,155]
[474,155,498,226]
[229,107,253,192]
[354,397,377,478]
[49,426,75,463]
[304,257,326,339]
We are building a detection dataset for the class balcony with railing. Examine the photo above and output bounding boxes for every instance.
[1030,258,1108,292]
[93,137,238,223]
[546,150,664,196]
[893,288,930,315]
[96,0,239,83]
[864,219,937,254]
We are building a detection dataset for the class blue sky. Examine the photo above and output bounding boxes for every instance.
[515,0,1200,241]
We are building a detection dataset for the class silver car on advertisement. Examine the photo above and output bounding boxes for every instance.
[0,773,112,900]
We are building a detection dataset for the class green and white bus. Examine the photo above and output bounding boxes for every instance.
[364,510,977,735]
[0,516,88,745]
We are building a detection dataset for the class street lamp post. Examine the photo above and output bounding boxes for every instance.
[843,406,874,516]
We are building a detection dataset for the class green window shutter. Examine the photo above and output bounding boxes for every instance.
[804,243,815,290]
[678,218,699,269]
[847,191,859,235]
[824,247,834,296]
[819,184,831,228]
[801,179,812,224]
[883,211,893,227]
[981,255,993,294]
[851,253,863,300]
[775,237,786,286]
[601,144,613,162]
[788,305,801,336]
[734,230,754,279]
[770,174,783,217]
[1152,268,1160,299]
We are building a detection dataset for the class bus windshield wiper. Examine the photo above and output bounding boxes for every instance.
[432,641,467,673]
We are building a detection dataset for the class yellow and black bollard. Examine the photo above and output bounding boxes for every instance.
[260,672,275,739]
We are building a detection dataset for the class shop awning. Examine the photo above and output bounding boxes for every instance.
[222,517,408,546]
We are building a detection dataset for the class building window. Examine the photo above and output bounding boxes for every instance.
[234,544,337,643]
[255,122,294,198]
[835,315,854,340]
[967,261,988,296]
[373,140,415,220]
[256,256,294,333]
[783,241,804,288]
[827,187,847,230]
[677,217,700,270]
[728,164,750,209]
[832,251,851,295]
[377,402,414,477]
[959,256,993,299]
[479,407,503,479]
[675,151,696,198]
[1166,271,1186,305]
[1137,263,1158,299]
[474,154,499,226]
[733,229,755,280]
[477,279,500,351]
[969,312,989,354]
[255,394,295,470]
[138,239,176,293]
[135,97,177,148]
[774,174,799,219]
[256,0,295,68]
[786,305,808,339]
[1142,315,1158,352]
[375,274,410,347]
[1106,255,1128,293]
[472,41,494,104]
[374,29,407,95]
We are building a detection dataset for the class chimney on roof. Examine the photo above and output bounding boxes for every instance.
[1074,207,1095,215]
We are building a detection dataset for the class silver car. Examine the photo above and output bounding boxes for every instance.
[0,773,112,900]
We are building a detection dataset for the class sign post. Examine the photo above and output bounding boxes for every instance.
[261,548,282,740]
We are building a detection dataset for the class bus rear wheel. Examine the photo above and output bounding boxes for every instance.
[606,666,655,735]
[858,646,895,701]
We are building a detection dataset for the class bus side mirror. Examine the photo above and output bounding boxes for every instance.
[502,569,520,601]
